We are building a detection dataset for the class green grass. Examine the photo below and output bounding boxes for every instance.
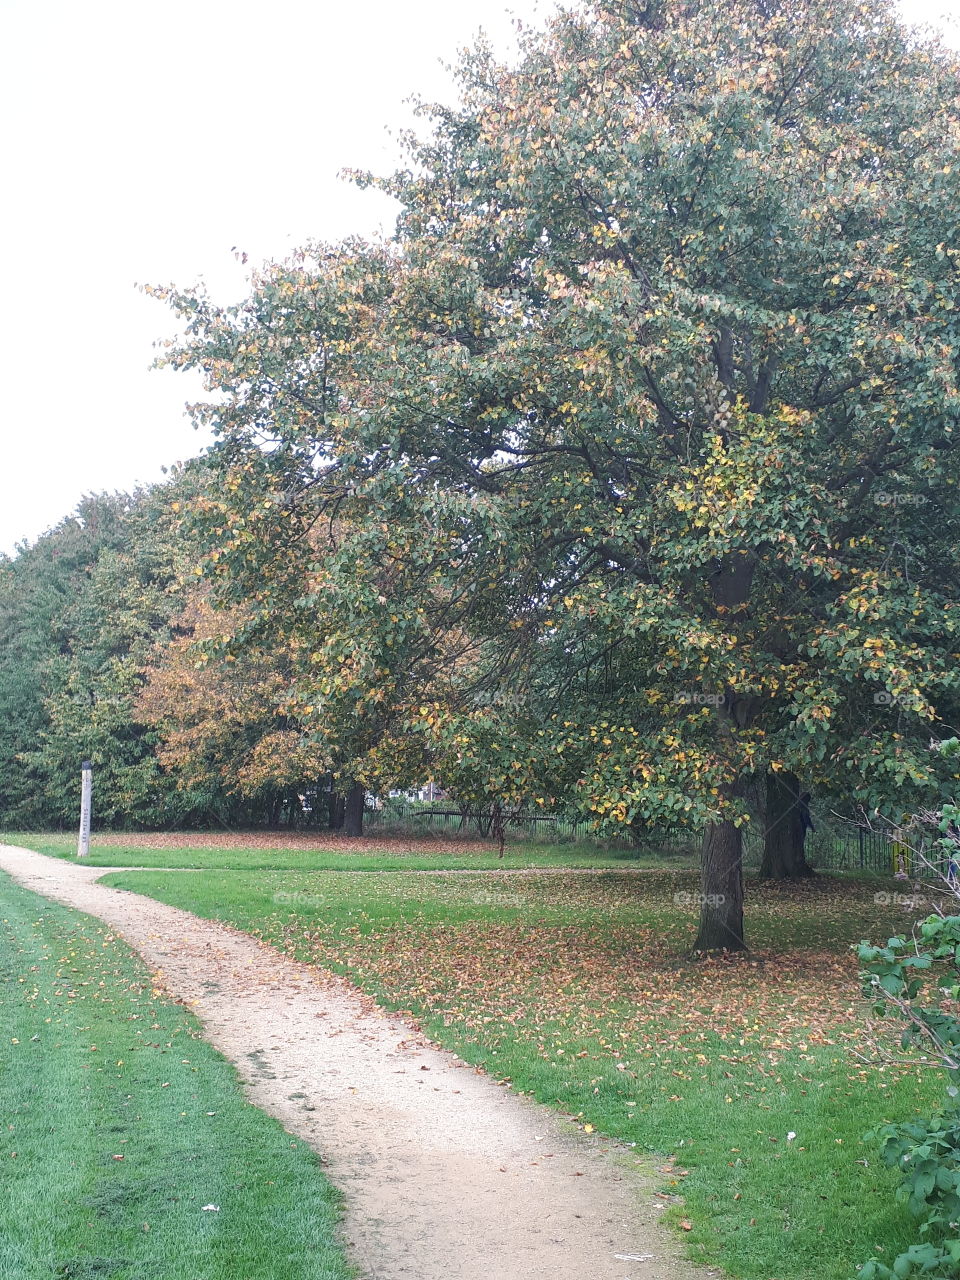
[2,830,688,872]
[95,863,941,1280]
[0,870,353,1280]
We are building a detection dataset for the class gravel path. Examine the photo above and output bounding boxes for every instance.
[0,843,713,1280]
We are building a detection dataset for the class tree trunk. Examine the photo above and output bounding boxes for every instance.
[759,770,815,880]
[342,781,365,838]
[270,792,284,827]
[328,786,345,830]
[694,819,747,952]
[694,550,756,952]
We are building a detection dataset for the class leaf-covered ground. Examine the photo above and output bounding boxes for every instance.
[100,863,941,1280]
[12,828,503,854]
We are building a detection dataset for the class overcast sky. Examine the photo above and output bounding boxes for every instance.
[1,0,957,554]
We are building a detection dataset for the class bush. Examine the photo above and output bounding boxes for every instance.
[856,742,960,1278]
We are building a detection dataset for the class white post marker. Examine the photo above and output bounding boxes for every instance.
[77,760,92,859]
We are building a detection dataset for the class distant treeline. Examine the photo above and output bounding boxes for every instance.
[0,476,351,832]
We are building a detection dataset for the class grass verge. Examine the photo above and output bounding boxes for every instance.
[0,870,353,1280]
[2,830,687,872]
[98,864,941,1280]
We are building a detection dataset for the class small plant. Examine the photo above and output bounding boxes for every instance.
[856,740,960,1278]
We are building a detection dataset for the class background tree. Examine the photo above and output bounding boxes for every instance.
[137,592,330,827]
[20,482,199,828]
[0,493,138,827]
[144,471,446,836]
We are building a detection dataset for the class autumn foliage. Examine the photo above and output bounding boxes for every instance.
[153,0,960,946]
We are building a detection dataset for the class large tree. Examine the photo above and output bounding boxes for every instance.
[159,0,960,947]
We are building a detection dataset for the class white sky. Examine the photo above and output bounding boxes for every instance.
[1,0,957,554]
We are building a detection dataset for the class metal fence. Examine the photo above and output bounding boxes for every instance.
[364,802,948,879]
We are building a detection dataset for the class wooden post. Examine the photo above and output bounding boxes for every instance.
[77,760,92,859]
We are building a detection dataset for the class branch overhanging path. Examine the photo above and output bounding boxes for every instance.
[0,844,712,1280]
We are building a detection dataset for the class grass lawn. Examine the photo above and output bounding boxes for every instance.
[3,830,687,872]
[0,870,353,1280]
[95,862,941,1280]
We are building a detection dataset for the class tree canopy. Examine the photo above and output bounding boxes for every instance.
[152,0,960,947]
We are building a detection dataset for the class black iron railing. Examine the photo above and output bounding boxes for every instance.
[363,802,951,878]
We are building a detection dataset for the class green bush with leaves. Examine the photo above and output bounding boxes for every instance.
[857,741,960,1278]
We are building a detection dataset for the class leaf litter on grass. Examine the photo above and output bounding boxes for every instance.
[248,871,919,1068]
[99,862,939,1280]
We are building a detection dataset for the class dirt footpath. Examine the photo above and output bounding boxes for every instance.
[0,843,714,1280]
